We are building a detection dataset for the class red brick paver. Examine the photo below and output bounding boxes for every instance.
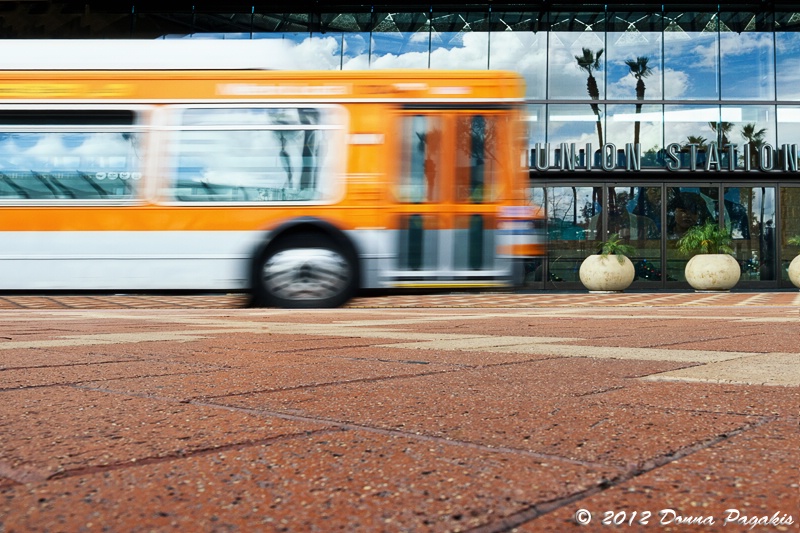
[1,293,798,532]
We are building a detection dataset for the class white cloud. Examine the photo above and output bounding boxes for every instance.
[663,67,690,98]
[719,31,772,59]
[607,67,663,99]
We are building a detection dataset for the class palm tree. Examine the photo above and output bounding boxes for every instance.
[575,48,605,222]
[624,56,652,146]
[740,123,767,168]
[709,121,733,147]
[740,123,766,147]
[575,47,604,147]
[685,135,708,149]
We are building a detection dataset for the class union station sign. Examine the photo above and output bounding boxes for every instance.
[532,142,800,173]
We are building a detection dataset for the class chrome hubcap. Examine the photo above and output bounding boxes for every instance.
[263,248,350,301]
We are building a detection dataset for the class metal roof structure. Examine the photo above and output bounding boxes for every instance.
[2,1,799,39]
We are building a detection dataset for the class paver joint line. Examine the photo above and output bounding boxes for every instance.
[467,416,778,532]
[44,427,342,483]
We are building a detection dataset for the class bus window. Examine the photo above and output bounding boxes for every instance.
[398,115,441,203]
[168,106,344,203]
[0,110,141,201]
[456,114,503,203]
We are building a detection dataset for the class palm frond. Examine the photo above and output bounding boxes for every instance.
[676,222,734,255]
[597,233,636,264]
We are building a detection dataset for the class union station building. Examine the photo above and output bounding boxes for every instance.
[5,0,800,290]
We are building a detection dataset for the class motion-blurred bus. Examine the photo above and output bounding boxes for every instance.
[0,65,543,307]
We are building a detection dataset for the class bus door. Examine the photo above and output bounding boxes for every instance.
[389,109,506,288]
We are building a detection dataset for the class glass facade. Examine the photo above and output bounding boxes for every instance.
[8,2,800,289]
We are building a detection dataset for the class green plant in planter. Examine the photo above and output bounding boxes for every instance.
[596,233,636,264]
[676,222,734,255]
[788,235,800,247]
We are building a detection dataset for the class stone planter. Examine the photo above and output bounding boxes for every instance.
[579,254,635,292]
[684,254,741,291]
[788,255,800,289]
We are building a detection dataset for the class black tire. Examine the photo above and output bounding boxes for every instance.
[252,232,357,308]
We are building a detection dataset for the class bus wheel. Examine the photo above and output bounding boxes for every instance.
[254,233,356,308]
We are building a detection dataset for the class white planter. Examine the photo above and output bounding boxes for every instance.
[579,254,635,292]
[789,255,800,289]
[684,254,741,291]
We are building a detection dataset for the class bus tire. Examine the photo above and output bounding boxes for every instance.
[252,232,357,308]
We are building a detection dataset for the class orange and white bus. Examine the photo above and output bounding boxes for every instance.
[0,67,543,307]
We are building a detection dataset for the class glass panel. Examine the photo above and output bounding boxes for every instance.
[548,12,607,100]
[663,11,720,100]
[489,12,546,99]
[726,186,776,281]
[0,132,140,200]
[606,186,663,283]
[302,34,345,70]
[371,12,430,69]
[546,186,597,283]
[341,33,371,69]
[524,186,546,286]
[170,107,342,202]
[397,115,441,203]
[252,13,310,33]
[775,13,800,101]
[456,114,504,203]
[545,104,606,168]
[0,111,141,201]
[134,9,195,39]
[607,104,664,166]
[192,11,257,37]
[606,11,663,100]
[430,11,489,70]
[721,105,777,169]
[720,12,775,100]
[526,104,546,163]
[320,12,371,33]
[319,13,371,70]
[780,187,800,284]
[666,186,720,282]
[664,105,719,169]
[777,106,800,167]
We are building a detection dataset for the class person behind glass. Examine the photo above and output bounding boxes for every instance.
[668,192,708,238]
[628,187,662,233]
[588,201,658,241]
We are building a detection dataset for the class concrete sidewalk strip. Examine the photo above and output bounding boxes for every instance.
[1,293,798,531]
[377,338,757,363]
[644,352,800,386]
[580,380,800,417]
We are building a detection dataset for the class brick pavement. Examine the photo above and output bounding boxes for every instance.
[0,290,798,309]
[0,292,798,532]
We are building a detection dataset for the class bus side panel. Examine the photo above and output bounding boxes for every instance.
[0,231,262,290]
